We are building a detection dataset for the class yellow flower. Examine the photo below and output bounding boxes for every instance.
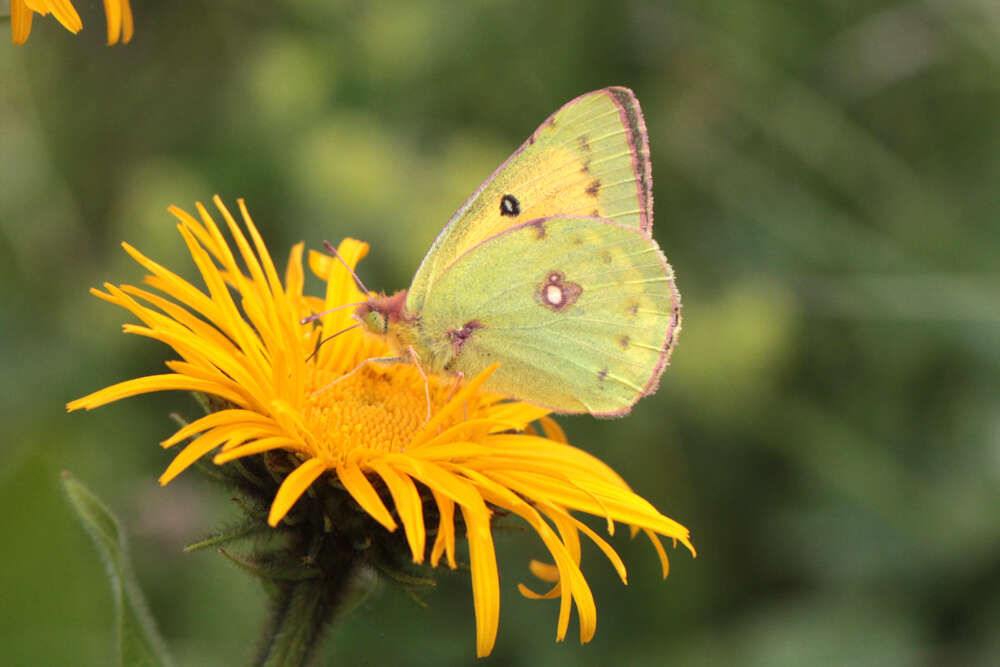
[67,196,695,657]
[11,0,132,45]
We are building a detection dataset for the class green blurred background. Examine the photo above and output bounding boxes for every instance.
[3,1,1000,665]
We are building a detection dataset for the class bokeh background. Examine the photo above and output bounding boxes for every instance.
[3,1,1000,665]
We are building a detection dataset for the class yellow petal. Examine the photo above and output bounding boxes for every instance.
[461,504,499,658]
[102,0,120,44]
[268,457,328,526]
[159,427,248,485]
[119,0,133,42]
[284,242,306,300]
[119,284,242,359]
[384,454,487,511]
[213,436,301,463]
[539,500,628,585]
[644,528,675,577]
[160,409,276,448]
[67,374,246,412]
[461,468,597,643]
[410,363,499,447]
[369,461,425,563]
[102,0,133,44]
[337,463,397,532]
[529,560,560,583]
[429,490,456,569]
[45,0,82,33]
[538,416,568,443]
[11,0,33,45]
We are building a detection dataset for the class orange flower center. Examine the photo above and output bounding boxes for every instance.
[303,362,453,462]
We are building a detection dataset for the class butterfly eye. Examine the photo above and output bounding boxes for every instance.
[500,194,520,217]
[363,310,388,334]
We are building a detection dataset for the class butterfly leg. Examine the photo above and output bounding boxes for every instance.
[405,345,432,424]
[441,371,469,421]
[444,371,465,404]
[427,371,468,434]
[310,355,406,397]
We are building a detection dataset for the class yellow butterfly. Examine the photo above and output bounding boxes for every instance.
[353,87,681,416]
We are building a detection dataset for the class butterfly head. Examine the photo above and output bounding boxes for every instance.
[354,290,412,336]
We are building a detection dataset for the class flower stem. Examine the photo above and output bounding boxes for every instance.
[255,562,357,667]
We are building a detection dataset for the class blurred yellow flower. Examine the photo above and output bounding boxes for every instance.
[11,0,132,45]
[101,0,132,44]
[67,196,694,657]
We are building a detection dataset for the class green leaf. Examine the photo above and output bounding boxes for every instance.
[61,472,173,667]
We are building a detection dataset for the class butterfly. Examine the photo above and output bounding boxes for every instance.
[352,87,681,417]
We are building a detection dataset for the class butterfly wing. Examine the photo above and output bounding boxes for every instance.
[407,87,653,315]
[417,216,680,416]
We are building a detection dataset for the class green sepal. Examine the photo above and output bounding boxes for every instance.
[183,520,270,552]
[218,548,322,582]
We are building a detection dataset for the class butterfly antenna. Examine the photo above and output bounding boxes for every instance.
[306,323,361,362]
[300,301,366,325]
[323,240,370,295]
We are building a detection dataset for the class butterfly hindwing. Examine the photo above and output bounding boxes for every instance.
[407,87,653,315]
[417,216,680,416]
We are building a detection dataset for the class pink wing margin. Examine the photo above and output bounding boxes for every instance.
[605,87,654,237]
[589,224,680,418]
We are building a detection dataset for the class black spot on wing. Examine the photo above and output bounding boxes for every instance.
[500,194,520,217]
[586,179,601,197]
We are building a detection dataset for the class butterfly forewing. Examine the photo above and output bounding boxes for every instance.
[407,87,653,314]
[418,216,680,416]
